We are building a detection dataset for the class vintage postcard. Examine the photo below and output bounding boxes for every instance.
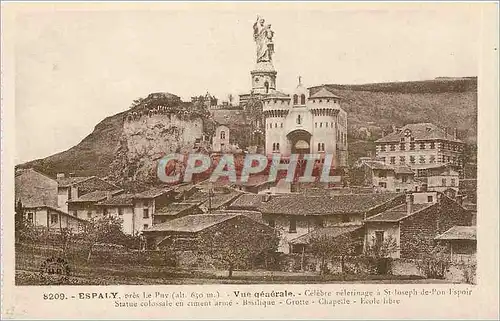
[1,2,499,319]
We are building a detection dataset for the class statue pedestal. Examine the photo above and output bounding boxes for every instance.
[253,61,276,73]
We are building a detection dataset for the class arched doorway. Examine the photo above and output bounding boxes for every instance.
[287,129,312,155]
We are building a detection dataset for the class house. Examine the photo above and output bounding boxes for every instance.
[375,123,465,176]
[247,192,405,253]
[22,205,86,233]
[288,224,365,254]
[95,194,136,234]
[15,168,84,232]
[435,226,476,263]
[364,192,472,259]
[414,163,460,193]
[153,201,203,225]
[353,160,417,192]
[56,173,120,212]
[143,213,275,251]
[67,190,124,220]
[462,203,477,225]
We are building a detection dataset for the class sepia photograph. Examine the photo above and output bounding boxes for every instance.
[1,1,499,319]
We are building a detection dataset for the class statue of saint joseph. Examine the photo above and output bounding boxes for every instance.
[253,16,275,63]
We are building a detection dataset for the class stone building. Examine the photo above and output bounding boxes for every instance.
[375,123,465,176]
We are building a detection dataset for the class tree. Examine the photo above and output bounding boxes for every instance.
[309,233,360,276]
[196,220,279,278]
[83,216,129,263]
[364,235,399,274]
[415,244,451,279]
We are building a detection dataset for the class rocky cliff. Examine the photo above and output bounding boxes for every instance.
[19,78,477,187]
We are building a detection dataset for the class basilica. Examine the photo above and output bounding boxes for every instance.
[238,16,348,168]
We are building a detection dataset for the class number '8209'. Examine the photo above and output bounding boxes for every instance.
[43,293,66,300]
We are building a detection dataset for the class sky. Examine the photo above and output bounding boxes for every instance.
[14,3,483,164]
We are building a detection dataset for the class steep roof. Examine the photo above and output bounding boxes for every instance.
[258,193,402,216]
[69,190,123,203]
[362,160,394,170]
[56,176,94,187]
[23,205,87,222]
[364,203,433,222]
[134,187,174,199]
[15,168,58,207]
[289,224,363,245]
[229,194,263,209]
[308,88,342,99]
[394,166,415,175]
[375,123,462,143]
[97,193,135,206]
[143,213,240,233]
[155,202,200,216]
[435,226,476,241]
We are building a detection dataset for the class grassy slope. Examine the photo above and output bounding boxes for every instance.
[18,78,477,179]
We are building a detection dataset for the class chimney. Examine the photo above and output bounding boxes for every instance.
[56,173,65,179]
[405,193,413,215]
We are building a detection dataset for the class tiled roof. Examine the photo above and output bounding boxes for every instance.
[375,123,462,143]
[363,160,394,170]
[155,202,200,216]
[143,213,240,233]
[56,176,93,187]
[364,203,433,222]
[69,190,123,203]
[289,224,363,245]
[97,194,135,206]
[23,205,87,222]
[435,226,476,241]
[15,168,58,207]
[134,187,174,199]
[308,88,342,99]
[229,194,263,209]
[258,193,402,216]
[394,166,415,175]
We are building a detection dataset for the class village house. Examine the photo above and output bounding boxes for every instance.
[56,173,120,212]
[414,163,460,193]
[15,169,85,232]
[67,190,124,220]
[375,123,465,176]
[230,192,405,253]
[143,213,275,251]
[435,226,476,263]
[352,159,417,192]
[364,192,472,259]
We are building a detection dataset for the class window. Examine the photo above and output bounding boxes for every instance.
[400,156,406,164]
[430,155,436,163]
[300,94,306,105]
[390,157,396,164]
[143,209,149,219]
[427,195,434,202]
[296,115,301,124]
[410,143,415,150]
[375,231,385,246]
[451,178,456,186]
[315,122,317,128]
[289,218,297,233]
[268,219,275,228]
[320,122,323,128]
[72,210,77,217]
[27,212,34,223]
[430,142,435,149]
[280,123,283,128]
[419,155,426,164]
[400,137,405,142]
[67,187,72,200]
[380,145,386,151]
[276,143,280,151]
[390,144,396,151]
[378,182,387,188]
[400,143,406,150]
[274,123,277,128]
[331,122,334,127]
[381,157,386,163]
[420,142,426,150]
[293,94,298,105]
[410,156,415,164]
[118,208,123,216]
[220,131,226,139]
[103,208,108,216]
[87,212,92,219]
[402,176,408,183]
[325,122,328,128]
[143,224,149,230]
[318,143,325,152]
[442,178,447,186]
[50,214,58,224]
[379,171,387,178]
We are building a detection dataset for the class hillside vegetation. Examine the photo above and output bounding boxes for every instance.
[19,78,477,184]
